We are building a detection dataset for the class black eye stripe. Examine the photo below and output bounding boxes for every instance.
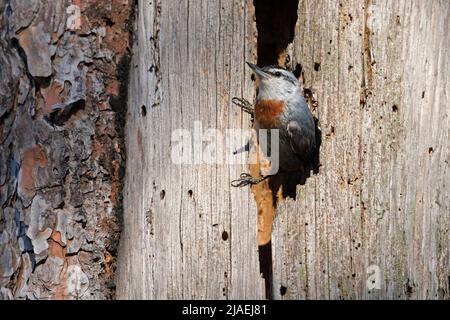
[271,71,296,83]
[268,70,283,77]
[263,66,298,84]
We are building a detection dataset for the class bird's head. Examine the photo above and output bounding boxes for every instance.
[247,62,300,100]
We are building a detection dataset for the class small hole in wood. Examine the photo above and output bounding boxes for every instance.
[314,62,321,71]
[187,189,193,197]
[428,147,433,155]
[221,231,229,241]
[141,105,147,117]
[160,189,165,199]
[280,286,287,296]
[292,63,302,79]
[392,104,398,112]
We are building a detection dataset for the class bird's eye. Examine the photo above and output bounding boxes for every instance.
[274,71,281,77]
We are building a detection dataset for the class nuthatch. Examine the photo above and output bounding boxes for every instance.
[231,62,316,187]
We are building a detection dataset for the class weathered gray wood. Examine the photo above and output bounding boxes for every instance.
[117,0,448,300]
[116,0,265,299]
[272,0,449,299]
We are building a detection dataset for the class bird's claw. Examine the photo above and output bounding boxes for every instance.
[231,173,267,187]
[232,97,254,115]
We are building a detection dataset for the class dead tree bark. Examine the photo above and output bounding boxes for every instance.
[116,0,265,299]
[118,0,449,300]
[0,0,132,299]
[2,0,446,301]
[272,0,449,299]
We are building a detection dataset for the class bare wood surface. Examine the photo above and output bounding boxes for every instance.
[272,0,449,299]
[116,0,265,299]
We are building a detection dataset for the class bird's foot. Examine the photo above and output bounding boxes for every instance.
[232,97,254,115]
[231,173,268,187]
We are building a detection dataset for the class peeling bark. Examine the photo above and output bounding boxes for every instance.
[1,0,448,301]
[0,0,133,299]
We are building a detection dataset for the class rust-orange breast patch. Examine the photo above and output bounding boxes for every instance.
[255,99,285,128]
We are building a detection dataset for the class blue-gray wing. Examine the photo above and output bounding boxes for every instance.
[286,120,315,161]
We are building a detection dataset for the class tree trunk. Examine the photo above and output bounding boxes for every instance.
[115,0,265,299]
[1,0,448,301]
[0,0,132,299]
[271,0,449,300]
[117,0,449,300]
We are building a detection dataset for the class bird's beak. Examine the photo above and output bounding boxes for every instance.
[246,62,268,79]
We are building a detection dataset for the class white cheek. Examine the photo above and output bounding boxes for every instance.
[258,78,295,101]
[258,79,281,99]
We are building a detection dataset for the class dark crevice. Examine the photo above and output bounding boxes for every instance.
[314,62,321,71]
[253,0,300,300]
[254,0,299,66]
[107,0,137,299]
[44,99,86,127]
[110,0,137,232]
[258,241,273,299]
[253,0,322,300]
[292,63,302,79]
[280,285,287,296]
[141,105,147,117]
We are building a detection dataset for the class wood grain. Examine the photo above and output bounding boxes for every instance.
[117,0,449,300]
[116,0,265,299]
[272,0,449,299]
